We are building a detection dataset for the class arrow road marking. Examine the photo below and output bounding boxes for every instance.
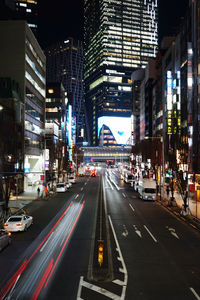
[122,225,128,237]
[133,225,142,238]
[166,226,179,239]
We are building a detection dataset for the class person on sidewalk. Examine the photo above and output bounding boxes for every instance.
[166,186,170,198]
[37,187,40,198]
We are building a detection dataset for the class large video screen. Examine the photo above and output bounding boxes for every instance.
[98,116,131,145]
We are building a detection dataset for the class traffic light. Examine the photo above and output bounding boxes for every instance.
[98,240,104,267]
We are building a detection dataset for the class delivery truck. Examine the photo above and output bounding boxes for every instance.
[138,178,157,201]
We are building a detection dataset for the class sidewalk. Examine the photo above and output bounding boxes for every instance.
[157,188,200,231]
[9,191,38,212]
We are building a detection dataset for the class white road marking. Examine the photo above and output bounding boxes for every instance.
[122,225,128,237]
[144,225,158,243]
[166,226,179,239]
[109,177,120,190]
[81,279,121,299]
[122,193,126,198]
[76,276,84,300]
[113,279,125,286]
[6,274,21,300]
[40,232,54,252]
[108,215,128,300]
[129,203,135,212]
[119,267,125,273]
[190,287,200,300]
[81,187,83,191]
[133,225,142,238]
[107,177,114,190]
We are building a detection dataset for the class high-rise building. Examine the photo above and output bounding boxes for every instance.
[15,0,38,36]
[0,0,38,36]
[0,20,46,192]
[45,38,85,144]
[84,0,158,146]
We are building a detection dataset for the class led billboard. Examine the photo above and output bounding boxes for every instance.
[98,116,131,145]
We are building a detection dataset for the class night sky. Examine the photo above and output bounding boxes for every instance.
[37,0,189,49]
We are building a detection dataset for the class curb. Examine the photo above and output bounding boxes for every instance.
[157,197,200,232]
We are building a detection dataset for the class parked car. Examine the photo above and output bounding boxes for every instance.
[0,229,11,251]
[56,182,68,192]
[4,215,33,232]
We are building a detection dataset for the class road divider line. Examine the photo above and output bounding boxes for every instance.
[122,193,126,198]
[108,215,128,300]
[190,287,200,300]
[129,204,135,212]
[144,225,158,243]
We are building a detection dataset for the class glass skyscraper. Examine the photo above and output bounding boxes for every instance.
[84,0,158,146]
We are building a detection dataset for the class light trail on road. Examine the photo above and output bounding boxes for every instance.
[1,195,85,300]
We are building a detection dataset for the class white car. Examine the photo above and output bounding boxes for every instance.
[68,174,76,184]
[4,215,33,232]
[56,183,68,192]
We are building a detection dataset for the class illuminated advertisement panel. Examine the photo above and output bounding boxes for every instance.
[67,104,72,161]
[98,116,131,145]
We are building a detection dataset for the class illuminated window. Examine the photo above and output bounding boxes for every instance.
[48,89,54,94]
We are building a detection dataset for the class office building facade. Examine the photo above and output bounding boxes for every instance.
[15,0,38,36]
[84,0,158,146]
[45,38,85,144]
[0,20,46,191]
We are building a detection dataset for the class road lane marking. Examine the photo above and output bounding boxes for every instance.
[129,203,135,212]
[143,225,158,243]
[190,287,200,300]
[81,187,83,191]
[109,177,120,190]
[133,225,142,238]
[122,193,126,198]
[108,215,128,300]
[40,232,54,252]
[107,177,114,190]
[6,274,21,300]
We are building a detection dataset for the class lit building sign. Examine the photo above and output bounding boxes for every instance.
[166,70,181,135]
[67,105,72,161]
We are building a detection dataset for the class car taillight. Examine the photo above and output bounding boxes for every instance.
[17,222,23,226]
[4,223,8,226]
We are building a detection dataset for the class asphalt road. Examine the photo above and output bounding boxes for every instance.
[0,168,200,300]
[105,168,200,300]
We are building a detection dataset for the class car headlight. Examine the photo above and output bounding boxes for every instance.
[145,195,148,199]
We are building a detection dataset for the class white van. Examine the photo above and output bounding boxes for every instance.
[138,178,156,201]
[68,173,76,184]
[56,183,68,192]
[124,171,134,184]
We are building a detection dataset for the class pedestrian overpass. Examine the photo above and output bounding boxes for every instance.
[81,146,131,164]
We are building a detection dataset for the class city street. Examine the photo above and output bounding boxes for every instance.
[0,169,200,299]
